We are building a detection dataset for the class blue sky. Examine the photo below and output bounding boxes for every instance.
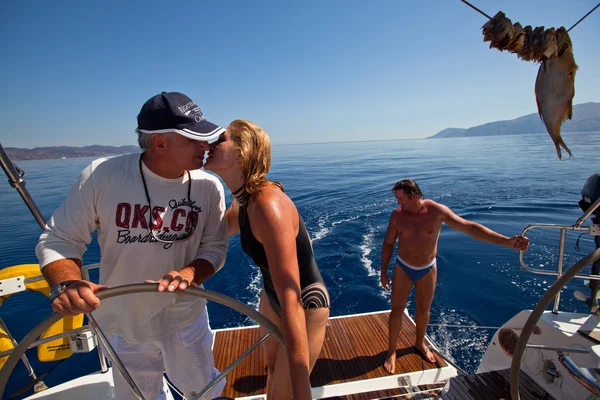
[1,0,598,148]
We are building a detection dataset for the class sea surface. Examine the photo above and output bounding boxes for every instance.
[1,131,599,398]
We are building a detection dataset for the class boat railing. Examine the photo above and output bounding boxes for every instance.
[20,262,99,286]
[0,325,92,359]
[518,196,600,313]
[0,143,46,230]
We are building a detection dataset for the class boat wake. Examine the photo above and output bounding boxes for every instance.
[359,226,377,277]
[427,309,493,374]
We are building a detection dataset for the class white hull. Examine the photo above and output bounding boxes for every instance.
[24,369,175,400]
[478,310,600,400]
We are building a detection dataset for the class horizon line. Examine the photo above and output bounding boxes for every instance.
[6,130,600,151]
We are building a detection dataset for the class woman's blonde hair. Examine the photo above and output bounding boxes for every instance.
[228,119,284,195]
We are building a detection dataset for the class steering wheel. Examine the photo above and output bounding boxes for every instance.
[510,247,600,399]
[0,284,284,400]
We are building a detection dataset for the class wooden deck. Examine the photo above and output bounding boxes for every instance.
[321,383,446,400]
[441,369,556,400]
[318,369,556,400]
[213,311,452,399]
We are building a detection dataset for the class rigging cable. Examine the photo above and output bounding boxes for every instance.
[460,0,492,20]
[568,2,600,32]
[460,0,600,33]
[428,323,500,330]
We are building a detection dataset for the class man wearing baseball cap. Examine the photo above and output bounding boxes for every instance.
[37,92,228,399]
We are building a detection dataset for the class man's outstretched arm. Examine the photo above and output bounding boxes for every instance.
[440,204,529,251]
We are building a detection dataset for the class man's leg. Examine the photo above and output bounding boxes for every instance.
[384,265,413,374]
[413,265,437,363]
[107,334,165,400]
[162,309,225,400]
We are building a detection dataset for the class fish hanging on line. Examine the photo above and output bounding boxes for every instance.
[535,46,578,159]
[481,11,578,159]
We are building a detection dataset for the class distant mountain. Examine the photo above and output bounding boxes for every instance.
[430,128,467,138]
[5,145,140,161]
[429,102,600,139]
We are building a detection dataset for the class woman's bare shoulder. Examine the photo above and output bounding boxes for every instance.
[249,185,295,217]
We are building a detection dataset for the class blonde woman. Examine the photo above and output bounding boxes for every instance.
[204,119,329,400]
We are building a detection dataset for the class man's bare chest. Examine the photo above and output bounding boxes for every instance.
[396,216,441,239]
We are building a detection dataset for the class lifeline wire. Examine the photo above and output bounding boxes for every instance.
[460,0,600,33]
[460,0,492,20]
[568,2,600,32]
[428,323,501,330]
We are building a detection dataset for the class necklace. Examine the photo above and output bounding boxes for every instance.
[138,153,194,243]
[232,185,250,206]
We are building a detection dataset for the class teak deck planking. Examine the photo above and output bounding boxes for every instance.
[213,311,447,398]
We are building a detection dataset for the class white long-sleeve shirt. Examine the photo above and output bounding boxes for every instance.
[36,153,228,343]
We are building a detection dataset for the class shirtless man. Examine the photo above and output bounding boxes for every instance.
[380,179,529,373]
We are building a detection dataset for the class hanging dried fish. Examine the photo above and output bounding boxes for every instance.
[505,22,525,52]
[516,26,535,61]
[482,12,513,50]
[555,27,572,57]
[535,46,578,159]
[480,11,578,159]
[481,12,567,63]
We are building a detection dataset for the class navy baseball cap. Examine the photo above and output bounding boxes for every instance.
[137,92,224,143]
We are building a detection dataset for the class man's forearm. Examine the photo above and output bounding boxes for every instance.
[41,258,84,286]
[183,258,218,285]
[468,223,510,246]
[381,243,395,270]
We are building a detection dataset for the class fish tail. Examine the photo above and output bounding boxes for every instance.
[554,143,562,160]
[555,137,573,160]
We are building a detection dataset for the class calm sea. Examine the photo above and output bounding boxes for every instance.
[1,131,599,398]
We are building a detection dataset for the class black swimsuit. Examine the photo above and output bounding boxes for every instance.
[237,195,330,316]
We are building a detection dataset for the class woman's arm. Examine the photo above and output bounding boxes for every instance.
[226,200,240,237]
[248,187,312,400]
